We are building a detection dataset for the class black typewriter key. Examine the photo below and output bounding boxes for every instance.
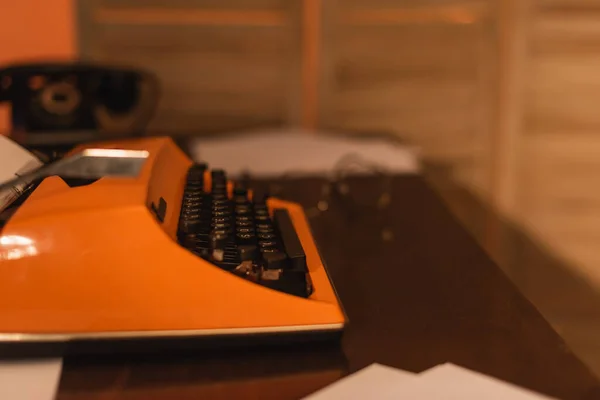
[187,174,203,184]
[183,193,204,201]
[213,221,232,230]
[214,226,233,235]
[255,215,270,223]
[181,201,202,212]
[236,220,254,228]
[236,232,256,244]
[181,207,201,216]
[254,206,268,214]
[253,190,269,204]
[212,205,229,214]
[187,178,203,187]
[235,208,251,217]
[182,199,202,207]
[237,227,254,235]
[181,219,203,231]
[212,200,229,208]
[234,196,248,205]
[188,166,205,177]
[238,245,258,261]
[259,240,277,249]
[233,183,247,196]
[212,193,227,201]
[186,186,206,193]
[182,204,205,213]
[212,210,230,218]
[184,192,201,203]
[256,225,273,233]
[185,184,203,192]
[210,231,228,249]
[258,232,276,241]
[185,184,204,192]
[211,169,226,178]
[181,218,201,233]
[180,209,200,217]
[184,191,203,199]
[263,251,287,270]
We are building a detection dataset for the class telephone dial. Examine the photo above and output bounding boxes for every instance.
[0,61,160,148]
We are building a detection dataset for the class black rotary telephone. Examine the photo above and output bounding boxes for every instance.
[0,61,160,150]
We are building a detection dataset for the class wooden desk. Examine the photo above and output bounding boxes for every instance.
[57,176,600,400]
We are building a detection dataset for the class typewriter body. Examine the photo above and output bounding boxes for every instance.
[0,137,345,354]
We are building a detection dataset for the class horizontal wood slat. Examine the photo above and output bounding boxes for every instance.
[93,25,291,55]
[340,0,486,10]
[96,0,289,10]
[94,8,287,26]
[526,55,600,132]
[341,4,487,25]
[81,0,300,133]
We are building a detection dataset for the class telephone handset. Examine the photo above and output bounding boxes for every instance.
[0,61,160,139]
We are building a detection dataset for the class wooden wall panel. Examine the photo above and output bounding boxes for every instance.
[79,0,301,133]
[319,1,497,195]
[526,55,600,132]
[510,0,600,287]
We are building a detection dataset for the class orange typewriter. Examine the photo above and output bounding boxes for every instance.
[0,136,346,355]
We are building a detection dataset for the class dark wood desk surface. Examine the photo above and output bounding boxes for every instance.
[57,176,600,400]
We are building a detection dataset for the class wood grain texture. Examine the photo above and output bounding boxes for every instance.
[319,5,495,196]
[506,0,600,288]
[80,0,300,133]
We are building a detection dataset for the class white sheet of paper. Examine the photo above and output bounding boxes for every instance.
[414,363,557,400]
[303,363,558,400]
[0,135,43,210]
[0,359,63,400]
[0,136,62,400]
[189,128,420,178]
[302,363,417,400]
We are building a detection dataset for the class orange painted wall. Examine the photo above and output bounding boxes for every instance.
[0,0,76,133]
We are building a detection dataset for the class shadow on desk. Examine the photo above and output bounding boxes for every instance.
[59,343,346,400]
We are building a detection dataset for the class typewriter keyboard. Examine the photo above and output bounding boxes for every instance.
[177,163,313,298]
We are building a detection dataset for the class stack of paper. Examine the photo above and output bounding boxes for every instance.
[0,135,42,210]
[304,363,557,399]
[189,128,421,177]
